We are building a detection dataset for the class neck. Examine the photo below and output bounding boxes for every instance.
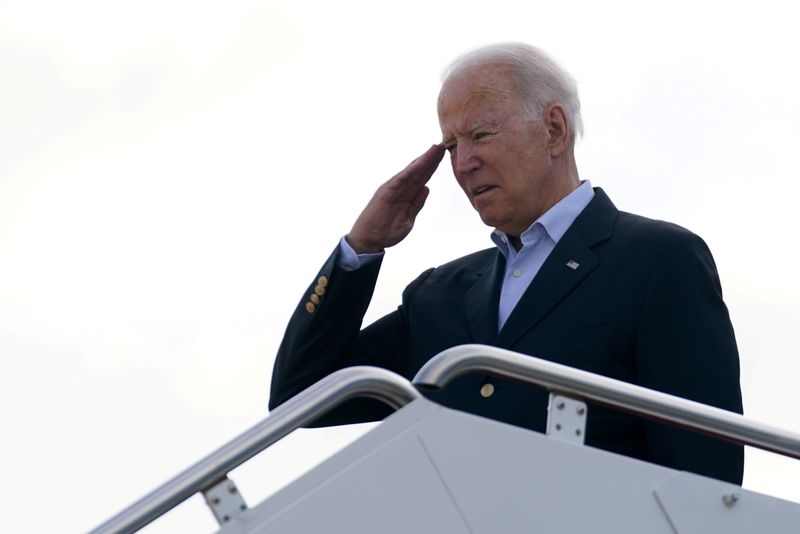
[535,158,581,223]
[504,171,582,252]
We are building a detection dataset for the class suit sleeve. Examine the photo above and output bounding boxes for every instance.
[636,231,744,484]
[268,245,433,426]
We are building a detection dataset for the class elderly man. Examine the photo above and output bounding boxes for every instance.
[269,43,744,484]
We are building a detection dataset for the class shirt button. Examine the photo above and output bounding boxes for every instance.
[513,269,522,277]
[480,383,495,398]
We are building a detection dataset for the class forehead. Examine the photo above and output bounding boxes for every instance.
[437,66,522,125]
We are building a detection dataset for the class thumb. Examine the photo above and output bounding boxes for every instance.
[408,186,430,220]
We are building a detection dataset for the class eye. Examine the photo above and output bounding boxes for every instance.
[474,131,492,141]
[444,143,457,154]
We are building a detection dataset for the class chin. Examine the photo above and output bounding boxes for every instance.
[477,212,506,231]
[477,215,498,228]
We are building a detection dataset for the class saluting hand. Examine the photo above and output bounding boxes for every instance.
[346,144,445,254]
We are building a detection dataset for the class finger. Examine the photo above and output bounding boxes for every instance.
[405,143,442,166]
[387,144,445,194]
[407,144,445,180]
[407,185,430,219]
[418,144,446,179]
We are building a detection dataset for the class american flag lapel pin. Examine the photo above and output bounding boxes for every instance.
[566,260,580,270]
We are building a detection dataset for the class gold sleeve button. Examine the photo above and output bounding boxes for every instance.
[305,302,316,313]
[317,276,328,287]
[480,383,495,398]
[314,285,326,296]
[310,293,320,305]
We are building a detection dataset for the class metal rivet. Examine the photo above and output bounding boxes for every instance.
[212,497,221,505]
[555,423,562,431]
[722,492,740,507]
[575,429,582,436]
[223,515,230,522]
[240,504,247,511]
[557,401,565,410]
[227,483,237,494]
[577,407,585,416]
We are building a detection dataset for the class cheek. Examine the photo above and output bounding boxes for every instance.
[454,175,468,194]
[449,158,465,187]
[452,176,474,205]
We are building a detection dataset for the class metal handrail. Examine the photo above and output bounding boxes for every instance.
[90,366,421,534]
[413,344,800,460]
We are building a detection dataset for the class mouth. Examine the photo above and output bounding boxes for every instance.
[471,185,497,197]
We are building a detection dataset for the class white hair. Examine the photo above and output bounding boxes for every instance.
[442,43,583,144]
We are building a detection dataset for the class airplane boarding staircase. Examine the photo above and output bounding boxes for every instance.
[89,344,800,533]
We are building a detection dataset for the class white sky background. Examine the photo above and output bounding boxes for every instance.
[2,0,800,532]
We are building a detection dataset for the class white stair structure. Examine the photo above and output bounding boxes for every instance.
[89,345,800,533]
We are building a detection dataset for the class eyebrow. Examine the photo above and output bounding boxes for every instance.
[441,121,495,146]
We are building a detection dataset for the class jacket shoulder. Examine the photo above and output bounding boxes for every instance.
[401,247,496,298]
[614,210,707,250]
[436,247,497,270]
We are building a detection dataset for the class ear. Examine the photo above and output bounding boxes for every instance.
[544,103,571,157]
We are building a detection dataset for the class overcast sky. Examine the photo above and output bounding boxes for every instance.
[2,1,800,532]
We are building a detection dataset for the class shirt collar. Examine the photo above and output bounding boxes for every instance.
[491,180,595,256]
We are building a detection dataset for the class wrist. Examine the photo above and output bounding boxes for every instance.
[345,234,384,255]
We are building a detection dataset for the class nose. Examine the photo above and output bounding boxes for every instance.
[453,143,480,178]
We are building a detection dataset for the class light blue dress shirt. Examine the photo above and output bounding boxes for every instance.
[337,181,595,330]
[491,181,594,329]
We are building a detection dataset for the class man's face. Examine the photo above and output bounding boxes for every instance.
[438,66,556,237]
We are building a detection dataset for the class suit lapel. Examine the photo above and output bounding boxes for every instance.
[494,188,618,348]
[464,250,505,344]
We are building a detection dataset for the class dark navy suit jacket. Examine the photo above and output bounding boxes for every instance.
[270,189,744,484]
